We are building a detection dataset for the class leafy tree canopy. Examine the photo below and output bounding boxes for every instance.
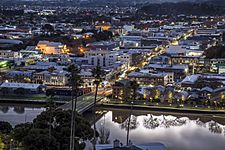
[205,45,225,59]
[0,121,12,134]
[12,109,95,150]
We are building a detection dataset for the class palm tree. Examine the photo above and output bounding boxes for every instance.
[92,65,105,150]
[68,64,83,150]
[126,80,139,146]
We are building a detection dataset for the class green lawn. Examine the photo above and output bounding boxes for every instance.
[0,94,47,101]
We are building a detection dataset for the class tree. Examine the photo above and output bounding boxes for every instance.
[46,93,57,143]
[0,106,9,113]
[12,109,95,150]
[204,45,225,59]
[98,126,110,144]
[13,123,33,143]
[143,115,160,129]
[13,106,25,114]
[14,74,26,83]
[68,64,83,150]
[48,66,56,73]
[91,65,105,150]
[0,87,9,96]
[121,116,139,131]
[23,129,59,150]
[0,121,12,134]
[42,24,54,34]
[14,88,28,96]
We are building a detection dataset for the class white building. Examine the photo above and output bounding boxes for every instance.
[33,70,69,86]
[0,50,21,58]
[120,36,142,47]
[119,53,132,67]
[79,69,95,90]
[20,46,42,59]
[0,82,44,94]
[123,25,135,34]
[85,50,117,67]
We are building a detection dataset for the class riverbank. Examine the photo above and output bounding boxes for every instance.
[98,103,225,115]
[0,97,66,105]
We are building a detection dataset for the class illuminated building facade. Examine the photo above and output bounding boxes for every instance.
[37,41,69,54]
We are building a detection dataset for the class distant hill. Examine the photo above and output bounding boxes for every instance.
[1,0,225,7]
[207,0,225,6]
[138,1,225,16]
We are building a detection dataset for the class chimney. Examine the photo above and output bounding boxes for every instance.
[113,139,120,148]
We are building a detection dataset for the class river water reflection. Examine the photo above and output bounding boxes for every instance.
[95,109,225,150]
[0,104,45,127]
[1,104,225,150]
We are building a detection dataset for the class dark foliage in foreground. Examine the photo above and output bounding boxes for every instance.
[0,121,12,134]
[12,109,95,150]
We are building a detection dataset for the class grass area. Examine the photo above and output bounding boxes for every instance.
[28,95,48,100]
[0,94,48,101]
[0,94,73,103]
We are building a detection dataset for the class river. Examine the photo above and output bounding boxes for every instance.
[1,104,225,150]
[0,104,45,127]
[95,109,225,150]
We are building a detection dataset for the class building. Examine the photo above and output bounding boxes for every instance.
[206,58,225,73]
[145,64,189,80]
[79,69,95,90]
[0,82,44,94]
[112,79,137,101]
[96,139,167,150]
[23,61,66,72]
[85,50,117,67]
[118,50,144,67]
[217,64,225,74]
[181,74,225,89]
[5,70,34,82]
[0,39,23,45]
[37,41,69,54]
[120,36,142,48]
[119,53,132,67]
[128,71,174,86]
[33,70,69,86]
[86,41,119,51]
[170,56,200,65]
[0,50,21,58]
[20,46,42,59]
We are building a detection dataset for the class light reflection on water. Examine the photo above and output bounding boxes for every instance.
[0,105,45,127]
[96,110,225,150]
[1,105,225,150]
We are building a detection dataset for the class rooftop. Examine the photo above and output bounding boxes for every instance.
[0,82,41,89]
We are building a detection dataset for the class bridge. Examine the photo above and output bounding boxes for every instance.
[58,92,104,114]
